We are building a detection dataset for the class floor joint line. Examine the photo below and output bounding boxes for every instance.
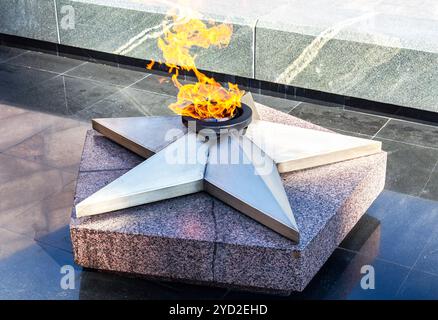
[372,118,391,139]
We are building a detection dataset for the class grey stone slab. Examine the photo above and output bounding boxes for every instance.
[0,228,81,299]
[341,258,409,300]
[71,108,387,293]
[329,128,372,139]
[0,64,56,104]
[65,62,148,87]
[0,180,77,253]
[342,190,438,268]
[376,119,438,149]
[255,1,438,113]
[252,93,301,114]
[0,0,58,43]
[0,154,75,218]
[0,45,27,63]
[4,117,88,172]
[375,138,438,196]
[0,111,63,152]
[74,86,177,121]
[397,270,438,300]
[131,72,195,97]
[294,247,409,299]
[420,167,438,202]
[6,51,84,74]
[0,152,77,254]
[7,75,121,117]
[414,231,438,276]
[56,0,254,77]
[78,269,228,299]
[290,102,389,136]
[256,103,331,132]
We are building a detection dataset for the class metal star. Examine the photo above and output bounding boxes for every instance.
[76,104,381,243]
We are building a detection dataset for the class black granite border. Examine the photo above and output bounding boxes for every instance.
[0,33,57,54]
[1,33,437,126]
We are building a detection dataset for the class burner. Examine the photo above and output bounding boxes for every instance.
[181,103,252,135]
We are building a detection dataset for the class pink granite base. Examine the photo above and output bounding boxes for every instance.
[70,107,387,295]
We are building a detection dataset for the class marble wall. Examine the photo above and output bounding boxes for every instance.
[0,0,58,42]
[1,0,438,112]
[255,0,438,112]
[256,28,438,112]
[55,0,254,77]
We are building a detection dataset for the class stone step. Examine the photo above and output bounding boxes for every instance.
[1,0,437,112]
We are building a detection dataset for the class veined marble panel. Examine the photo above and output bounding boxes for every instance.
[56,0,255,77]
[256,0,438,112]
[0,0,58,42]
[2,0,437,112]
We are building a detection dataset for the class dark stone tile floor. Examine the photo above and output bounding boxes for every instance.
[0,44,438,299]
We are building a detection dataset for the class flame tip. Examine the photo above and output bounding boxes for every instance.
[153,10,243,120]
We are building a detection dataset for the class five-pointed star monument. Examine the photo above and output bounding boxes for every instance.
[75,96,381,243]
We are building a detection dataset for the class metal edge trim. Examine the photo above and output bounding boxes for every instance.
[204,180,300,243]
[92,119,155,159]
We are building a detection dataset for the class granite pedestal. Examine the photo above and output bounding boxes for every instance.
[70,104,386,295]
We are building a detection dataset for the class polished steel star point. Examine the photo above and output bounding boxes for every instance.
[76,103,381,243]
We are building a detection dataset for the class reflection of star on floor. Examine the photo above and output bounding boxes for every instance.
[75,100,381,243]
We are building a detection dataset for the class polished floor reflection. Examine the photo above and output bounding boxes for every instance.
[0,43,438,299]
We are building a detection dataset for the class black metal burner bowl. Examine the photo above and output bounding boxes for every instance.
[181,103,252,135]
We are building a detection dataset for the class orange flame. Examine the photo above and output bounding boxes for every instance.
[147,14,244,119]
